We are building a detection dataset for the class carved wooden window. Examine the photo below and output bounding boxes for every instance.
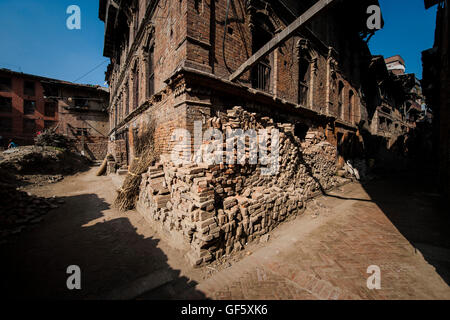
[251,14,274,92]
[298,57,311,106]
[147,45,155,97]
[338,81,344,119]
[125,82,129,116]
[348,90,354,123]
[133,66,139,111]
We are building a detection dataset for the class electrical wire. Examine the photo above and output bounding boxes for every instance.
[222,0,232,74]
[73,60,109,83]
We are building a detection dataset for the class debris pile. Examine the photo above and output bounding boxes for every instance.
[0,146,90,176]
[35,129,72,149]
[137,106,339,266]
[0,182,63,244]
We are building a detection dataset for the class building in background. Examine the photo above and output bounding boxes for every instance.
[0,69,59,146]
[0,68,109,160]
[385,55,406,76]
[422,0,449,195]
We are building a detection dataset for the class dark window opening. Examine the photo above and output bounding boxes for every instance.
[338,81,344,119]
[298,57,311,106]
[44,102,57,117]
[125,83,130,116]
[44,120,56,129]
[0,77,12,92]
[73,97,88,108]
[0,96,12,113]
[379,117,386,130]
[24,81,35,96]
[147,46,155,98]
[348,90,354,123]
[43,85,59,98]
[23,100,36,115]
[133,67,139,111]
[75,128,89,136]
[294,123,310,141]
[0,117,12,132]
[23,119,36,133]
[251,18,273,92]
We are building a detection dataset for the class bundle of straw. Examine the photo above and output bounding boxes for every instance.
[114,123,156,211]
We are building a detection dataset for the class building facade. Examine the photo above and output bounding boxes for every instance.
[422,0,449,196]
[0,69,59,146]
[0,69,110,160]
[99,0,418,265]
[100,0,414,169]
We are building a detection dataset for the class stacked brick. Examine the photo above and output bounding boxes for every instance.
[137,106,338,266]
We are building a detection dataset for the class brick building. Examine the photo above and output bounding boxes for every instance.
[0,69,59,146]
[0,68,110,160]
[385,55,406,76]
[100,0,414,169]
[99,0,419,265]
[422,0,449,195]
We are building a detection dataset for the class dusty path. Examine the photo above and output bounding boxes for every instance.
[0,167,204,299]
[1,168,449,300]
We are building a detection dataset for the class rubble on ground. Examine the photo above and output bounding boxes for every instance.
[0,146,90,186]
[35,129,72,149]
[137,106,340,267]
[0,181,63,245]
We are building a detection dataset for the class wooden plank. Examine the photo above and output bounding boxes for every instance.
[229,0,336,81]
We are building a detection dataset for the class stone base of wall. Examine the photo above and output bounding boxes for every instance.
[137,106,339,266]
[107,139,127,172]
[74,141,108,161]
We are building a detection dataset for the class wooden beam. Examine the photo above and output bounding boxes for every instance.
[229,0,336,81]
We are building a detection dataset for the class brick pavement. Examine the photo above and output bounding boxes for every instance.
[186,182,450,300]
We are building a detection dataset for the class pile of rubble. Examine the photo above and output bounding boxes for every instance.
[137,106,339,266]
[0,182,63,244]
[0,146,90,176]
[35,129,72,149]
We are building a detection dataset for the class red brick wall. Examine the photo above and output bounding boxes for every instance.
[0,71,58,146]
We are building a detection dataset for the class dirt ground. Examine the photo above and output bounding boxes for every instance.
[0,167,449,300]
[0,167,203,299]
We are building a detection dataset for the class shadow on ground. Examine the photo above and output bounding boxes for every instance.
[359,170,450,285]
[0,193,205,300]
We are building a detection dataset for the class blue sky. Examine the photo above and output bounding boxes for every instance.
[0,0,438,85]
[0,0,107,86]
[369,0,438,79]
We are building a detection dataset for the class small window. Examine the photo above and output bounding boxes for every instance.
[348,91,354,123]
[0,96,12,113]
[23,119,36,133]
[338,82,344,119]
[24,100,36,115]
[74,97,88,108]
[147,45,155,98]
[24,81,35,96]
[44,102,57,117]
[298,57,311,106]
[0,77,12,92]
[44,120,56,129]
[43,85,59,98]
[133,67,139,111]
[75,128,89,136]
[0,117,12,132]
